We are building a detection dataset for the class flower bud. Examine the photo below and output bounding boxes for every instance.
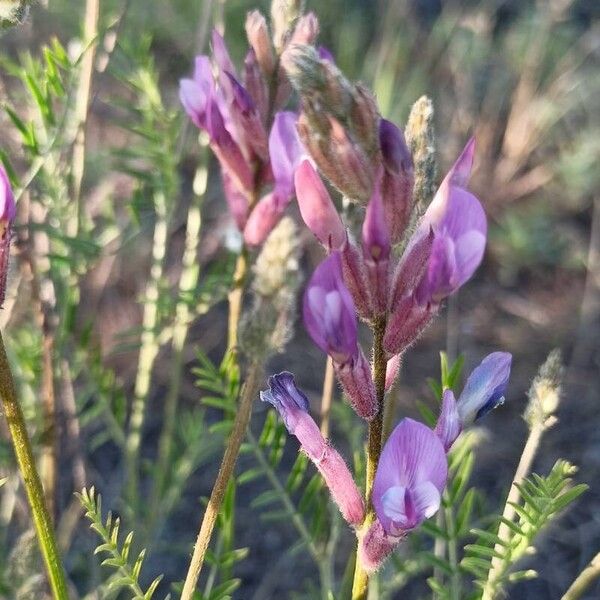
[362,181,390,314]
[359,519,401,573]
[243,191,285,247]
[270,0,303,51]
[245,10,276,77]
[289,12,320,46]
[295,160,346,249]
[379,119,414,243]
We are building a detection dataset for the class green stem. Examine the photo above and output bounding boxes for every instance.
[352,316,387,600]
[148,159,206,526]
[125,190,168,506]
[0,330,68,599]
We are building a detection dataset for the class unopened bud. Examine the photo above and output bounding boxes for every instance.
[289,12,319,46]
[405,96,437,210]
[243,50,269,124]
[270,0,303,52]
[245,10,276,77]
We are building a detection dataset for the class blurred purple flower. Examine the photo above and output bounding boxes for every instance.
[243,112,306,246]
[373,418,447,535]
[261,372,365,525]
[435,352,513,451]
[0,165,16,222]
[303,252,358,365]
[0,164,15,308]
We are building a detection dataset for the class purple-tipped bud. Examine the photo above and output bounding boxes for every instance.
[318,46,334,62]
[373,419,447,536]
[334,349,377,420]
[434,352,512,451]
[295,160,346,250]
[303,252,358,365]
[290,12,320,46]
[362,181,391,315]
[457,352,512,424]
[385,354,401,391]
[359,519,403,573]
[383,294,437,356]
[261,372,365,525]
[245,10,275,76]
[0,164,15,308]
[379,119,414,243]
[414,138,486,305]
[340,239,373,319]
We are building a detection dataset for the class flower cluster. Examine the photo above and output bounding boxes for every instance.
[262,353,511,570]
[180,11,320,246]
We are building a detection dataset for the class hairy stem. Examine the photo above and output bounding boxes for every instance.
[482,422,545,599]
[180,361,263,600]
[352,316,387,600]
[0,331,68,599]
[561,552,600,600]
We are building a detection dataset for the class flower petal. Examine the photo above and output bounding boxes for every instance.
[434,389,461,451]
[458,352,512,424]
[373,418,447,534]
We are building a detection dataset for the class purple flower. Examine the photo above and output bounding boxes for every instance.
[414,138,486,304]
[0,164,15,308]
[373,419,448,535]
[295,160,346,250]
[0,165,16,223]
[435,352,513,451]
[261,372,365,525]
[303,252,358,365]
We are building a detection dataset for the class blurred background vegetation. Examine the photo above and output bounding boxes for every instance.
[0,0,599,598]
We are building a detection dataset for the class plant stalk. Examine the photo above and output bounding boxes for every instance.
[0,330,68,599]
[482,422,545,599]
[352,315,387,600]
[180,361,263,600]
[320,356,335,437]
[226,250,248,353]
[561,551,600,600]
